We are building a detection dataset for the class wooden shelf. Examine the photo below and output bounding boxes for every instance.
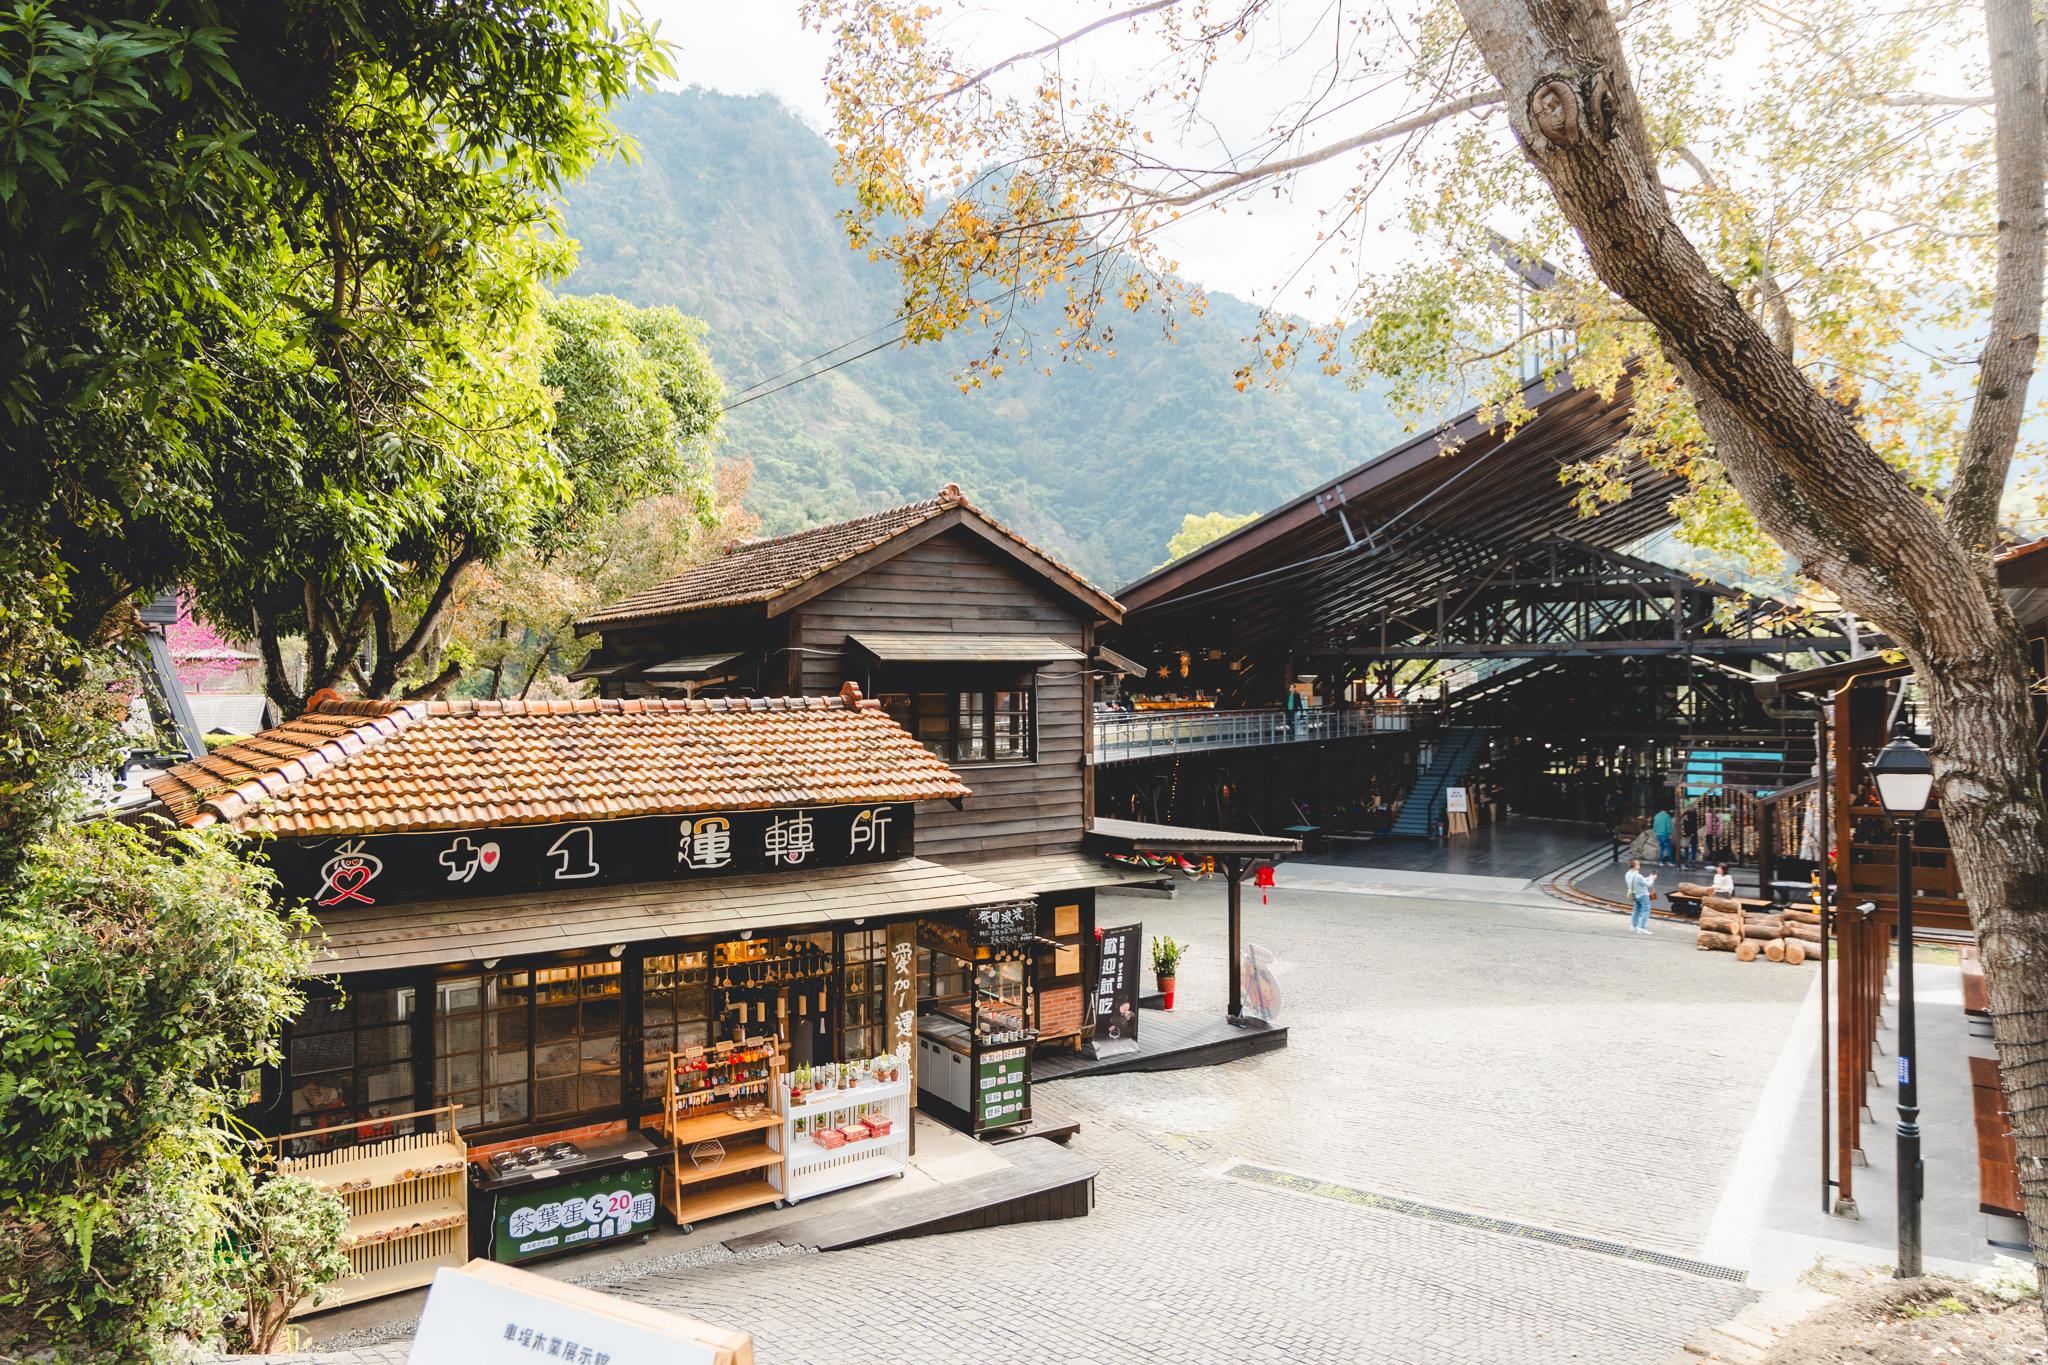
[337,1199,467,1249]
[660,1171,781,1227]
[669,1139,782,1186]
[658,1107,782,1144]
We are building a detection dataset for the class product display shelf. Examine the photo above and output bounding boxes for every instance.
[268,1104,468,1315]
[780,1073,911,1204]
[658,1037,785,1232]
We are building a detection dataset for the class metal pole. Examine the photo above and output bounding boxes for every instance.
[1894,816,1923,1277]
[1818,710,1832,1215]
[1226,855,1244,1022]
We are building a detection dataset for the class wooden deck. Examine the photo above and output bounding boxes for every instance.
[1032,1009,1287,1083]
[721,1137,1094,1252]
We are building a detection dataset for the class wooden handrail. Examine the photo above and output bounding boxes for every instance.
[257,1102,463,1147]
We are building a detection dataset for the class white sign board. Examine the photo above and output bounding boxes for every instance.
[409,1261,750,1365]
[1445,787,1469,815]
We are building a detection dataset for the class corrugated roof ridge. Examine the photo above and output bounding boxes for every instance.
[425,694,858,717]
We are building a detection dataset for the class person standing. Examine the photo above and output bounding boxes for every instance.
[1625,858,1656,934]
[1680,804,1701,866]
[1652,808,1675,864]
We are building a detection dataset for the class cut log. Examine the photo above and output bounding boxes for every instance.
[1735,939,1762,962]
[1703,895,1745,915]
[1698,909,1742,935]
[1784,942,1808,966]
[1677,882,1715,899]
[1764,939,1786,962]
[1785,923,1822,944]
[1782,908,1821,925]
[1742,921,1784,942]
[1695,930,1742,952]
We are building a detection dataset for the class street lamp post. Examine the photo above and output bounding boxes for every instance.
[1869,720,1935,1278]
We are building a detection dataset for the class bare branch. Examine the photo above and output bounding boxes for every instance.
[1138,88,1505,208]
[1862,90,1995,108]
[916,0,1185,109]
[1948,0,2046,553]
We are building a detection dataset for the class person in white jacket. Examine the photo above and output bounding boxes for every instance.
[1624,858,1656,935]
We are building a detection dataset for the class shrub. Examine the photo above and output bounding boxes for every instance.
[220,1174,352,1354]
[0,820,316,1361]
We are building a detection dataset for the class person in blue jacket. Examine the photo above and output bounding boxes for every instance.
[1651,808,1675,864]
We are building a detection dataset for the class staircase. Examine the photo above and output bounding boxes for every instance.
[1389,727,1488,839]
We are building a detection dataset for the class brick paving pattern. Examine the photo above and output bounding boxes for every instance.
[286,882,1809,1365]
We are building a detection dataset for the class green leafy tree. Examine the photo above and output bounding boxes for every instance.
[808,0,2048,1281]
[0,822,317,1360]
[1160,512,1259,569]
[0,0,671,868]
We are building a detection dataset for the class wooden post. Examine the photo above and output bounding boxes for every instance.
[1227,855,1244,1021]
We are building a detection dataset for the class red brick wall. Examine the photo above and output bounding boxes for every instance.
[1039,983,1083,1039]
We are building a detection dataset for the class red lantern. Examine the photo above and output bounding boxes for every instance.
[1254,864,1276,904]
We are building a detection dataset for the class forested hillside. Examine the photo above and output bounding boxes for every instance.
[562,88,1409,586]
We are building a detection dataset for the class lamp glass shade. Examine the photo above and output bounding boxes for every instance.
[1869,732,1935,816]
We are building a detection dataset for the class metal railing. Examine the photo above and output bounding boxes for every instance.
[1094,703,1436,764]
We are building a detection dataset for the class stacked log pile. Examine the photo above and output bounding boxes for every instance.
[1687,884,1818,964]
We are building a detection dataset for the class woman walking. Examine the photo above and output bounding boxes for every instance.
[1625,857,1656,935]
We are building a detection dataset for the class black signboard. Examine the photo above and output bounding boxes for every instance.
[1089,924,1141,1058]
[269,803,915,909]
[969,902,1035,952]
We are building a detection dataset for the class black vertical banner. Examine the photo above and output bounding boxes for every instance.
[1088,924,1141,1058]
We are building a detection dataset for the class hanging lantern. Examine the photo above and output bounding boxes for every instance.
[1254,863,1277,904]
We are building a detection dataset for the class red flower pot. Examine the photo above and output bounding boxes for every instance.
[1158,975,1176,1010]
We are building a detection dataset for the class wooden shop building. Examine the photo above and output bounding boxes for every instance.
[132,484,1285,1302]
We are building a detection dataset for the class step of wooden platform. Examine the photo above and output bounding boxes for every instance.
[721,1138,1095,1253]
[1032,1011,1288,1082]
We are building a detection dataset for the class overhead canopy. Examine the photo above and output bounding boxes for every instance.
[1114,374,1676,656]
[847,632,1086,666]
[312,857,1019,975]
[1096,645,1149,678]
[1086,817,1300,858]
[952,850,1173,895]
[640,652,744,680]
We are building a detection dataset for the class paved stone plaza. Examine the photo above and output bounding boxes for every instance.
[296,879,1812,1364]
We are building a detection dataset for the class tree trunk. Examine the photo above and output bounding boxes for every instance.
[1455,0,2048,1288]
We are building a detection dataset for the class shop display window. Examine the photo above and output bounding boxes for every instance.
[840,928,887,1060]
[287,981,416,1141]
[641,950,712,1095]
[879,688,1035,764]
[434,960,622,1131]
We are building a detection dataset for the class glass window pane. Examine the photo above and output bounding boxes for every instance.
[439,1052,481,1094]
[489,1048,527,1086]
[642,997,675,1030]
[297,989,351,1034]
[290,1031,353,1076]
[878,692,912,730]
[535,1004,577,1046]
[439,1015,480,1057]
[534,1075,578,1119]
[579,1072,619,1112]
[449,1093,484,1129]
[438,977,482,1015]
[355,986,413,1026]
[359,1023,411,1066]
[582,962,622,999]
[582,995,621,1038]
[993,691,1031,759]
[955,692,988,761]
[488,972,531,1010]
[485,1084,528,1125]
[489,1007,529,1050]
[362,1062,413,1106]
[534,1039,579,1078]
[581,1034,620,1068]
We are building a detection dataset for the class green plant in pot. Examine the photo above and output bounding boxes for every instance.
[1151,935,1184,1010]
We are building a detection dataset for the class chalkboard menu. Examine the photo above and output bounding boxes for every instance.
[975,1046,1030,1129]
[970,902,1035,951]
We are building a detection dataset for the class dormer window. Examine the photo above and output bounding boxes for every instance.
[879,688,1035,764]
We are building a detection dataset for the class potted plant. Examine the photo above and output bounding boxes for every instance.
[1151,935,1184,1010]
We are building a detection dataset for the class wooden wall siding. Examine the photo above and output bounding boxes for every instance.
[795,529,1090,858]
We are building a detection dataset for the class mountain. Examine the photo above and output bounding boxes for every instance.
[561,88,1409,588]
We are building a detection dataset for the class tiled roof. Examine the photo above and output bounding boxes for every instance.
[145,691,972,836]
[577,483,1121,629]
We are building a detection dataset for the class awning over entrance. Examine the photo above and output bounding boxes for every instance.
[311,856,1019,975]
[640,651,744,680]
[952,850,1175,896]
[847,632,1086,665]
[1085,818,1300,857]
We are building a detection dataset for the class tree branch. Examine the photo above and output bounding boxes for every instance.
[1138,88,1505,208]
[369,547,475,696]
[1947,0,2046,555]
[401,660,462,701]
[1862,90,1994,108]
[1674,144,1796,358]
[914,0,1186,110]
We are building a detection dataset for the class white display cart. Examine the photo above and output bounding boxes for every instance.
[777,1073,911,1203]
